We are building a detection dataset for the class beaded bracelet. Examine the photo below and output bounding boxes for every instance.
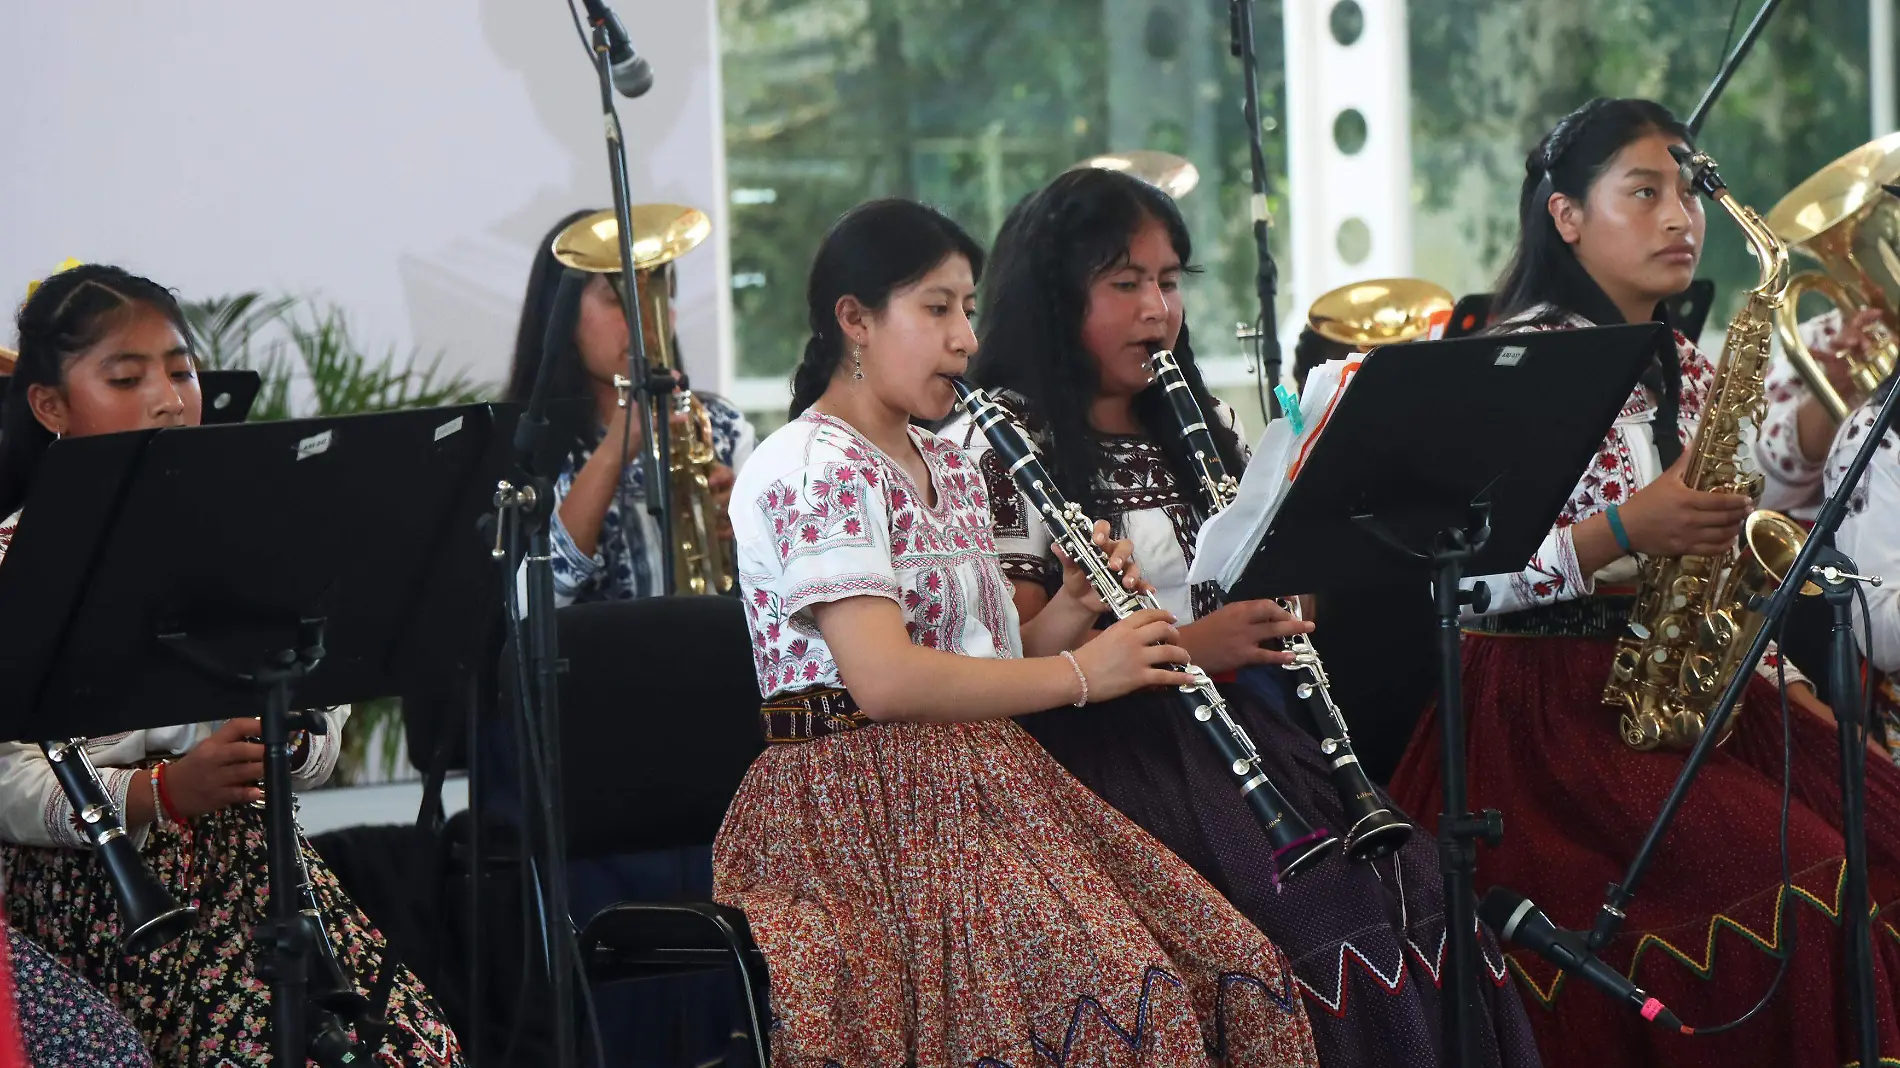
[153,761,186,825]
[1059,650,1089,707]
[148,761,168,829]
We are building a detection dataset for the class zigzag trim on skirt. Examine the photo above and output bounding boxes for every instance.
[1508,858,1900,1012]
[797,960,1307,1066]
[1297,854,1512,1017]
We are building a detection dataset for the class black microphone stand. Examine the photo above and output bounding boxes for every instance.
[1582,380,1900,1068]
[499,266,587,1068]
[1687,0,1784,137]
[585,15,676,595]
[1229,0,1285,419]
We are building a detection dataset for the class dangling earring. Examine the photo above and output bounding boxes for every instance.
[852,343,865,382]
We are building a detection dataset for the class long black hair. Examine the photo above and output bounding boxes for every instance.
[505,208,603,468]
[1493,97,1692,462]
[0,264,194,519]
[788,198,985,419]
[969,167,1242,519]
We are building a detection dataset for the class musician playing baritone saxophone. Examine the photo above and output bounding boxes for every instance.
[946,167,1542,1068]
[1383,98,1900,1068]
[0,264,463,1067]
[503,208,755,608]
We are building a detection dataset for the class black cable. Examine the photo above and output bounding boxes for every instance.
[565,0,592,58]
[1675,617,1802,1035]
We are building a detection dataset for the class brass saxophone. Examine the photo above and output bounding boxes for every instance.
[1603,146,1810,751]
[552,205,737,596]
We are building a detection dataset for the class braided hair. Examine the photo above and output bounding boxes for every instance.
[0,264,195,518]
[788,199,984,420]
[1493,97,1693,463]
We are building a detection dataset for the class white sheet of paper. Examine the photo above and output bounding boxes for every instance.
[1188,354,1364,590]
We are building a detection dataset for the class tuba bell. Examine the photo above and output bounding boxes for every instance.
[1306,278,1454,348]
[1766,133,1900,422]
[551,205,736,597]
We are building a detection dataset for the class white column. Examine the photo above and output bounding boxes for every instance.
[1282,0,1414,346]
[1874,0,1896,137]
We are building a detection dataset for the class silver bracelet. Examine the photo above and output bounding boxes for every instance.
[1059,650,1088,707]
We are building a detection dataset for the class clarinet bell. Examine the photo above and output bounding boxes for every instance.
[1275,827,1339,881]
[1342,805,1414,861]
[111,857,198,957]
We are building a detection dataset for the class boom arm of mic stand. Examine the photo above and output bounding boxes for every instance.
[1589,378,1900,952]
[589,20,676,595]
[1687,0,1784,135]
[1230,0,1284,418]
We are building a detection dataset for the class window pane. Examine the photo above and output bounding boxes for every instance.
[721,0,1297,394]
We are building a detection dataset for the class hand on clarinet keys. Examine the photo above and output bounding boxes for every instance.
[1074,607,1189,701]
[1053,520,1152,614]
[1177,599,1314,675]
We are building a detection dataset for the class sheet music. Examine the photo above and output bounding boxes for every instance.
[1189,354,1364,590]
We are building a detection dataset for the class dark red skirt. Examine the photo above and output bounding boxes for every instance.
[1389,632,1900,1068]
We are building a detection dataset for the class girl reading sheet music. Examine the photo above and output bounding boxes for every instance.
[0,263,463,1068]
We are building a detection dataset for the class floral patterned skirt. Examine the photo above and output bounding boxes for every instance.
[712,716,1322,1068]
[6,924,149,1067]
[1,803,463,1068]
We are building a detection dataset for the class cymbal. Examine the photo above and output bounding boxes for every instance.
[1071,150,1200,199]
[1767,131,1900,246]
[1307,278,1454,347]
[551,204,712,274]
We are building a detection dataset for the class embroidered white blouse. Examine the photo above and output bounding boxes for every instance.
[1462,310,1808,682]
[0,509,347,849]
[731,412,1021,699]
[1823,395,1900,673]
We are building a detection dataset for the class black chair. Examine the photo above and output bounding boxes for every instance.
[502,596,770,1067]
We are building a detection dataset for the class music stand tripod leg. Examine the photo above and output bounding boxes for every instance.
[1816,547,1882,1068]
[1431,507,1503,1068]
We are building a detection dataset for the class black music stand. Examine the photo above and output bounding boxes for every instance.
[0,405,510,1067]
[1226,323,1661,1067]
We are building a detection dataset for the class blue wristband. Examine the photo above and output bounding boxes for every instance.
[1605,503,1634,555]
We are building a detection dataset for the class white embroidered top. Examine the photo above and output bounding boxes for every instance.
[1463,310,1808,683]
[1464,308,1716,617]
[1824,394,1900,673]
[731,412,1021,699]
[0,509,347,849]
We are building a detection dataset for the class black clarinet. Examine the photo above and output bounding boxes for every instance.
[953,378,1335,881]
[1147,348,1413,861]
[39,740,198,955]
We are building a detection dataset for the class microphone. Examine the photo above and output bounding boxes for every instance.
[576,0,654,98]
[1480,887,1686,1034]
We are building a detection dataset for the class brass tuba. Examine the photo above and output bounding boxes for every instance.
[1604,147,1813,751]
[1765,133,1900,422]
[1306,278,1453,347]
[552,205,736,596]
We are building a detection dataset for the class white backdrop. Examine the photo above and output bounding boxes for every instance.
[0,1,735,393]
